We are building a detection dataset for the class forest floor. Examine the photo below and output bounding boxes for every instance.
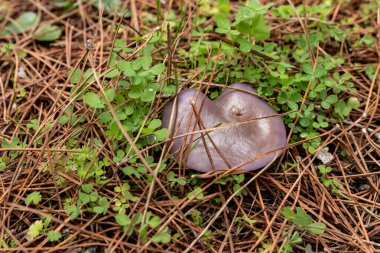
[0,0,379,252]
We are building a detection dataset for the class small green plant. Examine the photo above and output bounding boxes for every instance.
[1,137,26,159]
[114,211,171,244]
[1,11,62,42]
[46,230,62,242]
[27,218,62,242]
[167,171,187,187]
[113,182,138,213]
[0,157,9,171]
[183,0,360,155]
[64,37,173,194]
[152,227,171,244]
[279,207,326,252]
[78,184,110,214]
[1,12,40,36]
[190,209,203,226]
[33,25,62,42]
[282,207,326,235]
[215,173,246,196]
[235,215,256,224]
[318,165,341,194]
[0,233,16,249]
[65,183,110,220]
[65,147,108,182]
[25,192,42,206]
[187,187,205,200]
[280,231,303,253]
[27,220,44,238]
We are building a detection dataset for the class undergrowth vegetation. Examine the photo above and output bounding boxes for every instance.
[0,0,379,252]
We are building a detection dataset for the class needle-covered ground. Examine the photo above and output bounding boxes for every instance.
[0,0,379,252]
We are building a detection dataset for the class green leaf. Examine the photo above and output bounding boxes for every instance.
[149,63,166,75]
[140,54,153,70]
[2,12,40,35]
[215,27,229,34]
[66,205,81,220]
[117,61,136,76]
[92,0,130,17]
[98,197,110,207]
[303,63,313,75]
[321,101,330,109]
[277,91,288,104]
[154,128,168,141]
[232,0,271,41]
[25,192,42,206]
[33,25,62,41]
[105,68,120,78]
[115,213,131,226]
[148,216,161,228]
[334,100,351,118]
[26,119,39,130]
[236,216,257,224]
[93,206,104,214]
[52,0,76,9]
[190,209,203,226]
[69,69,82,84]
[148,119,162,130]
[307,222,326,235]
[141,89,156,102]
[82,68,98,83]
[318,165,332,174]
[282,207,296,220]
[83,92,105,109]
[104,89,116,102]
[187,187,204,200]
[79,193,90,204]
[289,231,302,244]
[293,207,313,226]
[99,112,113,123]
[290,92,302,102]
[89,191,98,202]
[347,97,360,109]
[248,15,270,41]
[152,228,171,243]
[300,118,311,127]
[123,166,140,178]
[176,178,187,186]
[325,95,338,104]
[236,37,251,52]
[128,85,143,98]
[114,39,133,53]
[287,101,298,110]
[123,191,138,201]
[94,198,109,214]
[27,220,44,238]
[114,39,126,50]
[162,85,176,97]
[81,184,93,193]
[167,171,175,181]
[47,231,61,242]
[214,13,231,30]
[124,104,134,115]
[293,213,313,226]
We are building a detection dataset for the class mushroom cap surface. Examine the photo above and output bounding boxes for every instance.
[162,83,287,172]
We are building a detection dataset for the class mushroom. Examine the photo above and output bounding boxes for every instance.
[162,83,287,172]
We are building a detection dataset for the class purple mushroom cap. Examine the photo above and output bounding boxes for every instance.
[162,83,287,172]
